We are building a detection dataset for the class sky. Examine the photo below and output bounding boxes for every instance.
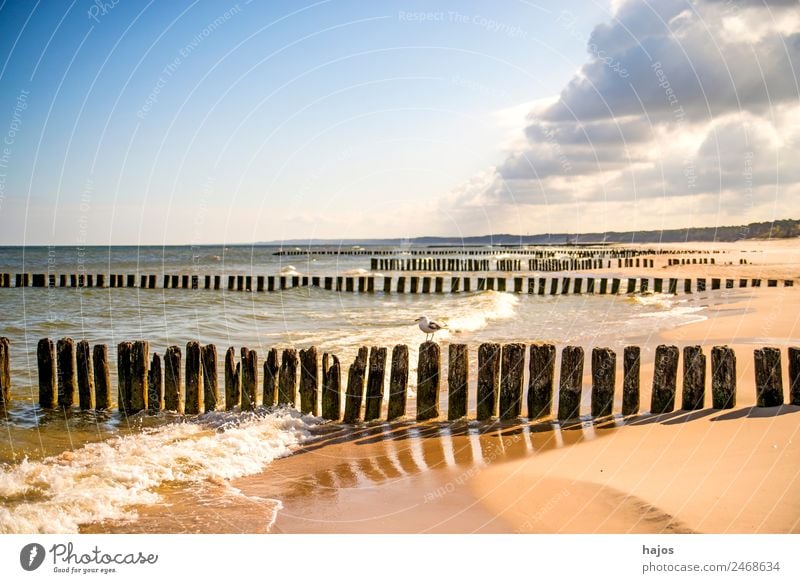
[0,0,798,245]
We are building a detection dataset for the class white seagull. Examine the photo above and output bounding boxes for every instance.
[414,315,447,342]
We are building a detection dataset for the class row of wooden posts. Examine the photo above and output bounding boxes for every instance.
[371,257,659,272]
[2,273,794,294]
[2,338,798,422]
[273,247,722,257]
[667,257,718,266]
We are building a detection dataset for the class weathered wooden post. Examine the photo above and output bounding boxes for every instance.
[591,347,616,417]
[299,346,319,415]
[0,337,9,408]
[528,343,555,419]
[38,338,57,408]
[681,345,705,410]
[343,347,368,422]
[622,346,640,415]
[790,347,800,406]
[364,347,387,421]
[201,344,217,412]
[240,347,258,411]
[164,345,182,412]
[224,347,240,410]
[147,353,162,413]
[387,344,409,421]
[57,337,77,409]
[183,340,201,415]
[499,343,525,419]
[416,341,440,421]
[711,346,736,409]
[447,344,468,420]
[278,348,299,407]
[321,353,342,420]
[130,340,149,413]
[651,345,679,414]
[116,341,132,413]
[557,346,584,421]
[477,343,500,420]
[754,347,784,407]
[76,340,95,410]
[93,344,111,410]
[263,348,278,407]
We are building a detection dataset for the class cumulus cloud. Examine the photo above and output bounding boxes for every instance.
[443,0,800,233]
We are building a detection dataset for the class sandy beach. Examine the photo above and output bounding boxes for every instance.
[246,239,800,535]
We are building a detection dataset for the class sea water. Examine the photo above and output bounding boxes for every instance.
[0,245,712,533]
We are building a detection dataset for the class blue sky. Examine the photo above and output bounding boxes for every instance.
[0,0,798,244]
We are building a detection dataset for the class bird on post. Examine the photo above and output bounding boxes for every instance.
[414,315,446,342]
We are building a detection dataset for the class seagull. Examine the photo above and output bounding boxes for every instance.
[415,315,447,342]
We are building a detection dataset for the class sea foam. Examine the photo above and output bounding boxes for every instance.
[0,408,315,534]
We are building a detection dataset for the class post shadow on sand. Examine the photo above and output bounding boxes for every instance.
[709,404,800,422]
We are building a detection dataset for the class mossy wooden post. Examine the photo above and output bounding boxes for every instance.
[164,346,182,412]
[0,337,9,408]
[477,343,500,420]
[201,344,217,413]
[278,348,299,407]
[754,347,784,407]
[591,347,616,417]
[364,347,387,421]
[528,343,555,419]
[116,341,133,413]
[37,338,57,408]
[184,342,202,414]
[147,353,162,412]
[92,344,111,410]
[321,353,342,420]
[263,348,278,407]
[343,347,368,423]
[447,344,468,420]
[622,346,640,415]
[130,340,149,413]
[557,346,584,421]
[650,345,679,414]
[240,347,257,411]
[299,346,319,415]
[788,347,800,406]
[499,343,525,419]
[681,345,705,410]
[76,340,95,410]
[387,344,409,421]
[56,338,77,409]
[416,341,440,421]
[711,346,736,409]
[224,347,240,410]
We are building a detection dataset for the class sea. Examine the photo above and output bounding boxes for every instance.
[0,244,714,533]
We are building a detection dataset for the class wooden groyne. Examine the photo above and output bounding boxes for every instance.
[2,273,795,295]
[372,257,660,271]
[273,247,722,257]
[1,339,797,423]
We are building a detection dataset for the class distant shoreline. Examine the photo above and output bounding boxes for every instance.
[2,218,798,248]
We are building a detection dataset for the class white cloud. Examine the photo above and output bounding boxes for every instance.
[439,0,800,233]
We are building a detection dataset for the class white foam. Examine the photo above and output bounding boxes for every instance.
[0,408,315,534]
[280,265,299,275]
[441,291,519,335]
[630,293,675,309]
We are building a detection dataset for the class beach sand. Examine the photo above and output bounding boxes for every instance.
[86,239,800,534]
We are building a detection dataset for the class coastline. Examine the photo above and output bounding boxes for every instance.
[43,240,800,533]
[259,241,800,534]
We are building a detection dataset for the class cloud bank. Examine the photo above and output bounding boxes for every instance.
[442,0,800,236]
